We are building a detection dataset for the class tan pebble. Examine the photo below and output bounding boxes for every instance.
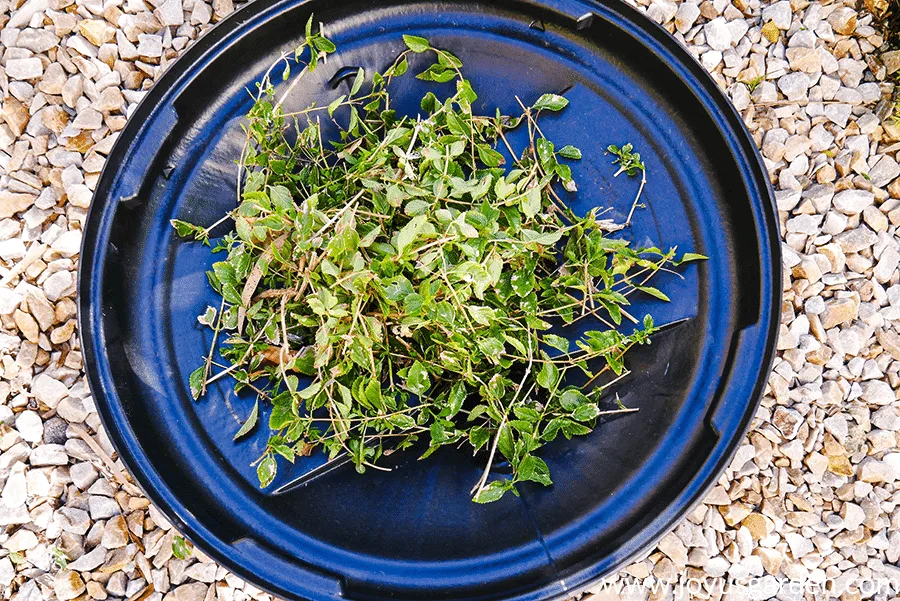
[50,319,76,344]
[828,7,858,36]
[55,298,77,323]
[79,19,114,46]
[212,0,233,19]
[762,21,780,43]
[0,192,35,219]
[820,298,857,329]
[67,131,95,155]
[720,502,752,527]
[876,329,900,360]
[54,570,86,601]
[652,556,677,582]
[62,76,84,109]
[42,106,70,135]
[95,88,125,114]
[704,485,731,505]
[742,513,773,539]
[87,581,108,600]
[755,546,783,575]
[14,310,40,343]
[28,293,56,330]
[1,97,30,137]
[103,5,123,25]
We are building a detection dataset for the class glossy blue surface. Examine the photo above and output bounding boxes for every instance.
[78,1,780,600]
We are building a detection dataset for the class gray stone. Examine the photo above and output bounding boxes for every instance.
[57,396,88,423]
[704,18,732,51]
[89,495,121,520]
[29,444,68,466]
[835,227,877,253]
[5,58,43,80]
[762,0,792,29]
[154,0,184,26]
[68,545,107,571]
[778,72,811,101]
[164,583,208,601]
[862,380,895,406]
[70,462,99,490]
[57,507,91,535]
[872,406,900,431]
[833,189,874,215]
[868,156,900,188]
[0,556,14,587]
[31,374,69,408]
[43,417,68,445]
[16,29,59,52]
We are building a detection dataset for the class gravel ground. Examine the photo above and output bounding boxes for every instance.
[1,0,899,599]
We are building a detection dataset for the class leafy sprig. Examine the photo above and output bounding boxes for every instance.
[607,143,647,226]
[173,25,703,503]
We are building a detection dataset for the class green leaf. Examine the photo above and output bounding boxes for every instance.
[559,389,589,411]
[521,187,541,219]
[269,403,294,430]
[635,285,670,302]
[558,145,582,159]
[473,480,511,503]
[477,145,505,167]
[327,94,346,117]
[536,138,555,167]
[257,455,277,488]
[270,185,293,211]
[172,536,191,560]
[573,403,600,421]
[313,36,336,53]
[171,219,206,241]
[478,336,504,358]
[532,93,569,111]
[406,361,431,395]
[497,422,515,461]
[389,414,417,429]
[561,419,591,437]
[197,305,217,327]
[234,401,259,440]
[405,199,431,216]
[381,275,414,302]
[419,68,456,83]
[510,268,535,297]
[297,381,321,400]
[542,334,569,353]
[469,426,490,450]
[403,34,431,52]
[514,406,541,422]
[188,366,205,400]
[518,455,552,486]
[350,67,365,95]
[520,229,562,246]
[393,57,409,77]
[395,214,427,255]
[468,305,495,326]
[447,382,467,417]
[673,252,708,266]
[536,361,560,390]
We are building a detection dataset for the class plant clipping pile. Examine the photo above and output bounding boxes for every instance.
[172,23,703,503]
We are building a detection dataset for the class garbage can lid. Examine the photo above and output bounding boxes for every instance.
[79,1,780,599]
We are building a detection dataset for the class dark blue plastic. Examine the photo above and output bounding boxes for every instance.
[78,1,781,600]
